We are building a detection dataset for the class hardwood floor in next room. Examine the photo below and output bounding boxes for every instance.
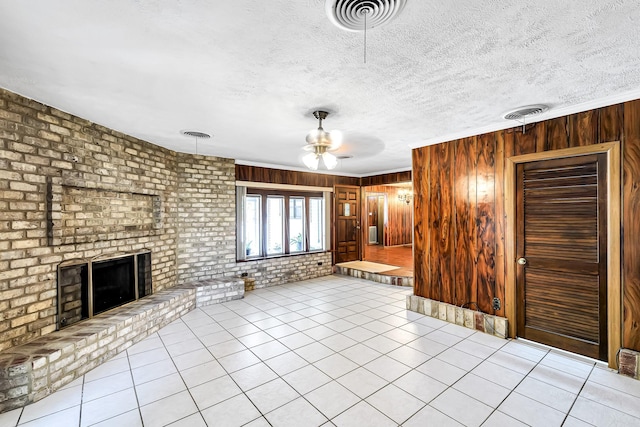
[363,245,413,277]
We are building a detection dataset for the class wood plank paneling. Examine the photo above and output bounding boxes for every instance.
[546,117,569,151]
[504,128,516,158]
[412,98,640,353]
[412,149,429,297]
[360,171,412,187]
[476,133,496,314]
[235,165,358,187]
[535,120,547,153]
[569,110,599,147]
[623,100,640,350]
[429,144,442,301]
[600,104,623,143]
[468,138,478,309]
[514,126,537,156]
[494,131,506,317]
[454,138,472,306]
[439,143,455,304]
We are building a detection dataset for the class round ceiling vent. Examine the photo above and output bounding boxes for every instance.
[181,130,211,138]
[325,0,408,32]
[503,105,549,121]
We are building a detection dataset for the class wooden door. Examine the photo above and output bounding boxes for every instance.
[516,153,608,360]
[335,185,361,263]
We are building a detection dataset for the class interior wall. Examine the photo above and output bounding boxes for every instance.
[360,171,412,187]
[175,154,236,283]
[235,164,358,187]
[412,100,640,352]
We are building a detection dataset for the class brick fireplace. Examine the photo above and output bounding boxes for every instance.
[57,251,152,328]
[0,87,332,356]
[0,88,333,412]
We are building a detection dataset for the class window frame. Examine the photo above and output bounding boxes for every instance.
[242,188,325,260]
[307,196,325,252]
[244,194,262,257]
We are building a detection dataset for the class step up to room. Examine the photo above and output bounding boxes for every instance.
[335,264,413,287]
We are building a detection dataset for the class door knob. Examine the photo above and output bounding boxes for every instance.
[517,257,527,265]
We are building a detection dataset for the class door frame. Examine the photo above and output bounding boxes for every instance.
[505,141,621,367]
[363,192,387,248]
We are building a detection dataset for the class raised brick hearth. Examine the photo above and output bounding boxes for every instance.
[0,278,244,413]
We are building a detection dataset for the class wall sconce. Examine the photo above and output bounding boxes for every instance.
[398,189,413,204]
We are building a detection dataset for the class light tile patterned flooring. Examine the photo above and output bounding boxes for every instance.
[2,275,640,427]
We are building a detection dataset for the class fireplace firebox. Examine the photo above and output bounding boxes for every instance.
[57,251,152,328]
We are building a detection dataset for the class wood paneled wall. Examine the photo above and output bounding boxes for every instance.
[235,165,359,187]
[366,185,413,246]
[412,100,640,351]
[236,165,411,189]
[360,171,412,187]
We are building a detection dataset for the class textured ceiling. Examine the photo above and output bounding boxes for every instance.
[1,0,639,176]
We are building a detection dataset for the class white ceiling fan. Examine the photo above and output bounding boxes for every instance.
[302,110,343,170]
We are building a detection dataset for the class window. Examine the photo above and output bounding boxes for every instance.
[238,188,327,259]
[289,197,305,253]
[266,196,284,255]
[244,195,261,257]
[309,197,324,251]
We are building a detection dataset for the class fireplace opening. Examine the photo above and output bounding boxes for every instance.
[58,251,152,329]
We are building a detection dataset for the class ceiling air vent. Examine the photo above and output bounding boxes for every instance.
[325,0,408,32]
[502,105,549,121]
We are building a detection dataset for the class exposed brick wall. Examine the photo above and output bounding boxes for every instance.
[173,153,333,286]
[60,187,156,234]
[0,88,179,352]
[175,154,236,283]
[236,251,332,289]
[0,88,332,353]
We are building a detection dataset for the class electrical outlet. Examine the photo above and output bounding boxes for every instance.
[317,262,323,266]
[492,297,501,310]
[241,272,248,277]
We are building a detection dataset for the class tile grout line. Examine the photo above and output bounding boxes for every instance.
[77,374,85,427]
[480,346,570,426]
[222,278,409,425]
[571,369,640,423]
[185,305,271,425]
[156,317,211,427]
[560,363,596,427]
[402,331,508,426]
[125,347,150,427]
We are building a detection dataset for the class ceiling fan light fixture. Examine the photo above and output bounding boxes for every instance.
[302,151,320,170]
[302,110,342,170]
[328,129,342,149]
[322,151,338,169]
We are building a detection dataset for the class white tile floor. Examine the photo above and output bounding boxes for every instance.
[2,275,640,427]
